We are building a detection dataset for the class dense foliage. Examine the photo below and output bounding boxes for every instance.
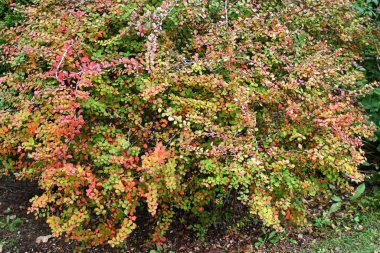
[0,0,376,247]
[0,0,30,27]
[354,0,380,165]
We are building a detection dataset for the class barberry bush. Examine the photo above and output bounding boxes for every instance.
[0,0,376,247]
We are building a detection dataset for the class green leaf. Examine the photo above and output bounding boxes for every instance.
[331,196,342,202]
[351,183,366,201]
[373,88,380,95]
[362,161,371,166]
[270,237,280,244]
[254,242,262,248]
[268,231,276,239]
[329,202,342,214]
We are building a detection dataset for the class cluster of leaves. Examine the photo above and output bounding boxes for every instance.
[0,0,30,27]
[0,0,376,247]
[0,0,31,76]
[0,215,23,233]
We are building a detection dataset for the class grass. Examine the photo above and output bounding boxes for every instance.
[302,201,380,253]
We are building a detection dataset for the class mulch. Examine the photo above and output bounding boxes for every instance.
[0,176,314,253]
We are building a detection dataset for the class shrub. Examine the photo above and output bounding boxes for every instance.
[0,0,31,27]
[0,0,375,247]
[353,0,380,167]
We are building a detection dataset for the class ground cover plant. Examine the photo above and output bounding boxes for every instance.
[0,0,377,248]
[301,186,380,253]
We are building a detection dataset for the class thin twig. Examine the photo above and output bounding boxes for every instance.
[55,45,73,81]
[224,0,231,70]
[166,133,177,147]
[224,0,228,30]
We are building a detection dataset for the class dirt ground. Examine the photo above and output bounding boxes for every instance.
[0,176,314,253]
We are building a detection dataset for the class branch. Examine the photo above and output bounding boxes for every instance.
[224,0,231,71]
[55,45,73,81]
[224,0,228,30]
